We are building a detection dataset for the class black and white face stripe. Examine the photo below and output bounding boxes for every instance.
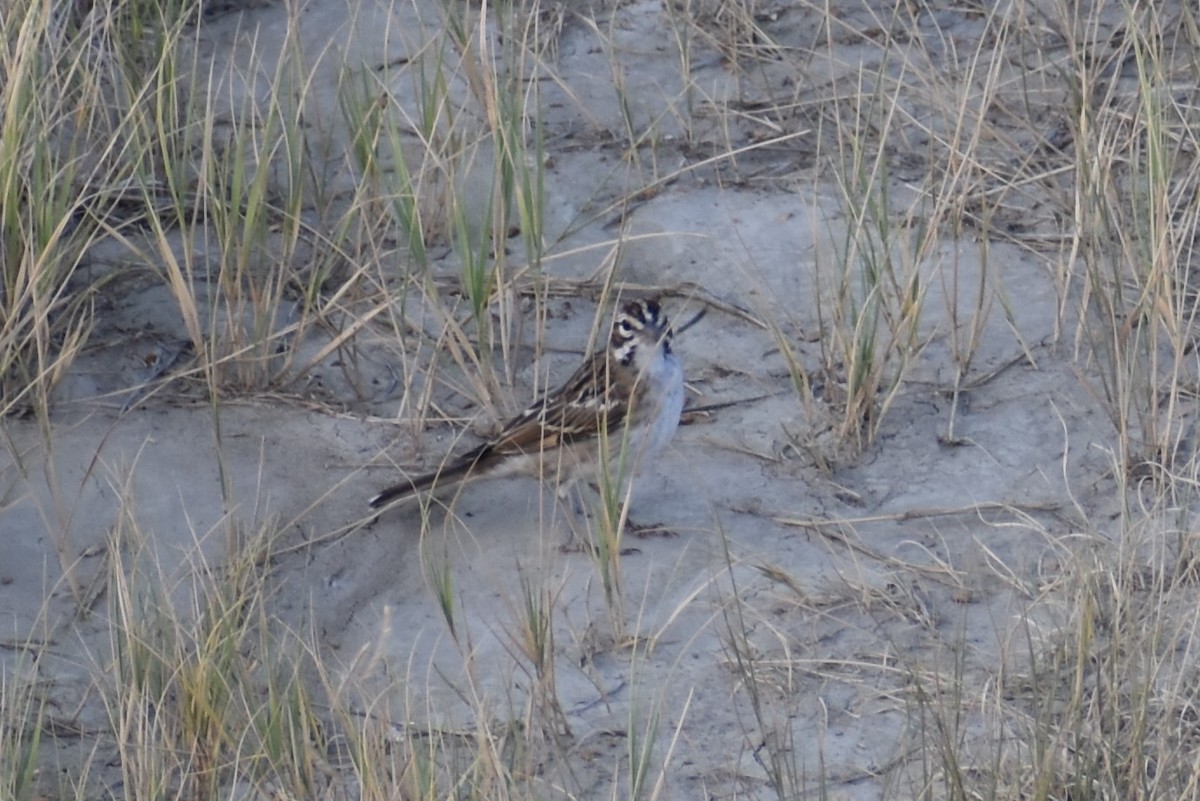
[611,298,672,366]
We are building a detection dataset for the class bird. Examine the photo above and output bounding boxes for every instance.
[368,297,685,514]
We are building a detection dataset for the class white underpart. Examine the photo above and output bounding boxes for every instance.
[626,334,684,476]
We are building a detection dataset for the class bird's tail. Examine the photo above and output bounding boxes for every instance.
[368,451,487,509]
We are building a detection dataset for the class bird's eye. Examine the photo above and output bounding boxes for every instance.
[618,320,633,334]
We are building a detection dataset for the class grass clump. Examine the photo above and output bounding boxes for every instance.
[0,0,115,418]
[104,512,327,801]
[1066,4,1200,476]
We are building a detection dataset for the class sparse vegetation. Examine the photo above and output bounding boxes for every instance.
[6,0,1200,798]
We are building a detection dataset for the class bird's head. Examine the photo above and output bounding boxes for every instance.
[610,298,673,369]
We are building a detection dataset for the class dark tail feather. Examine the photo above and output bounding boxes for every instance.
[368,449,489,509]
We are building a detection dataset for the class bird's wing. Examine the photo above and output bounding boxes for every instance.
[485,351,636,456]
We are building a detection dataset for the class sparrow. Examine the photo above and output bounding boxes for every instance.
[369,298,684,511]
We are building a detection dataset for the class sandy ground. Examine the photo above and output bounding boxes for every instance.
[2,0,1161,798]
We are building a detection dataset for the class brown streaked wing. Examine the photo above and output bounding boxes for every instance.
[487,352,631,456]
